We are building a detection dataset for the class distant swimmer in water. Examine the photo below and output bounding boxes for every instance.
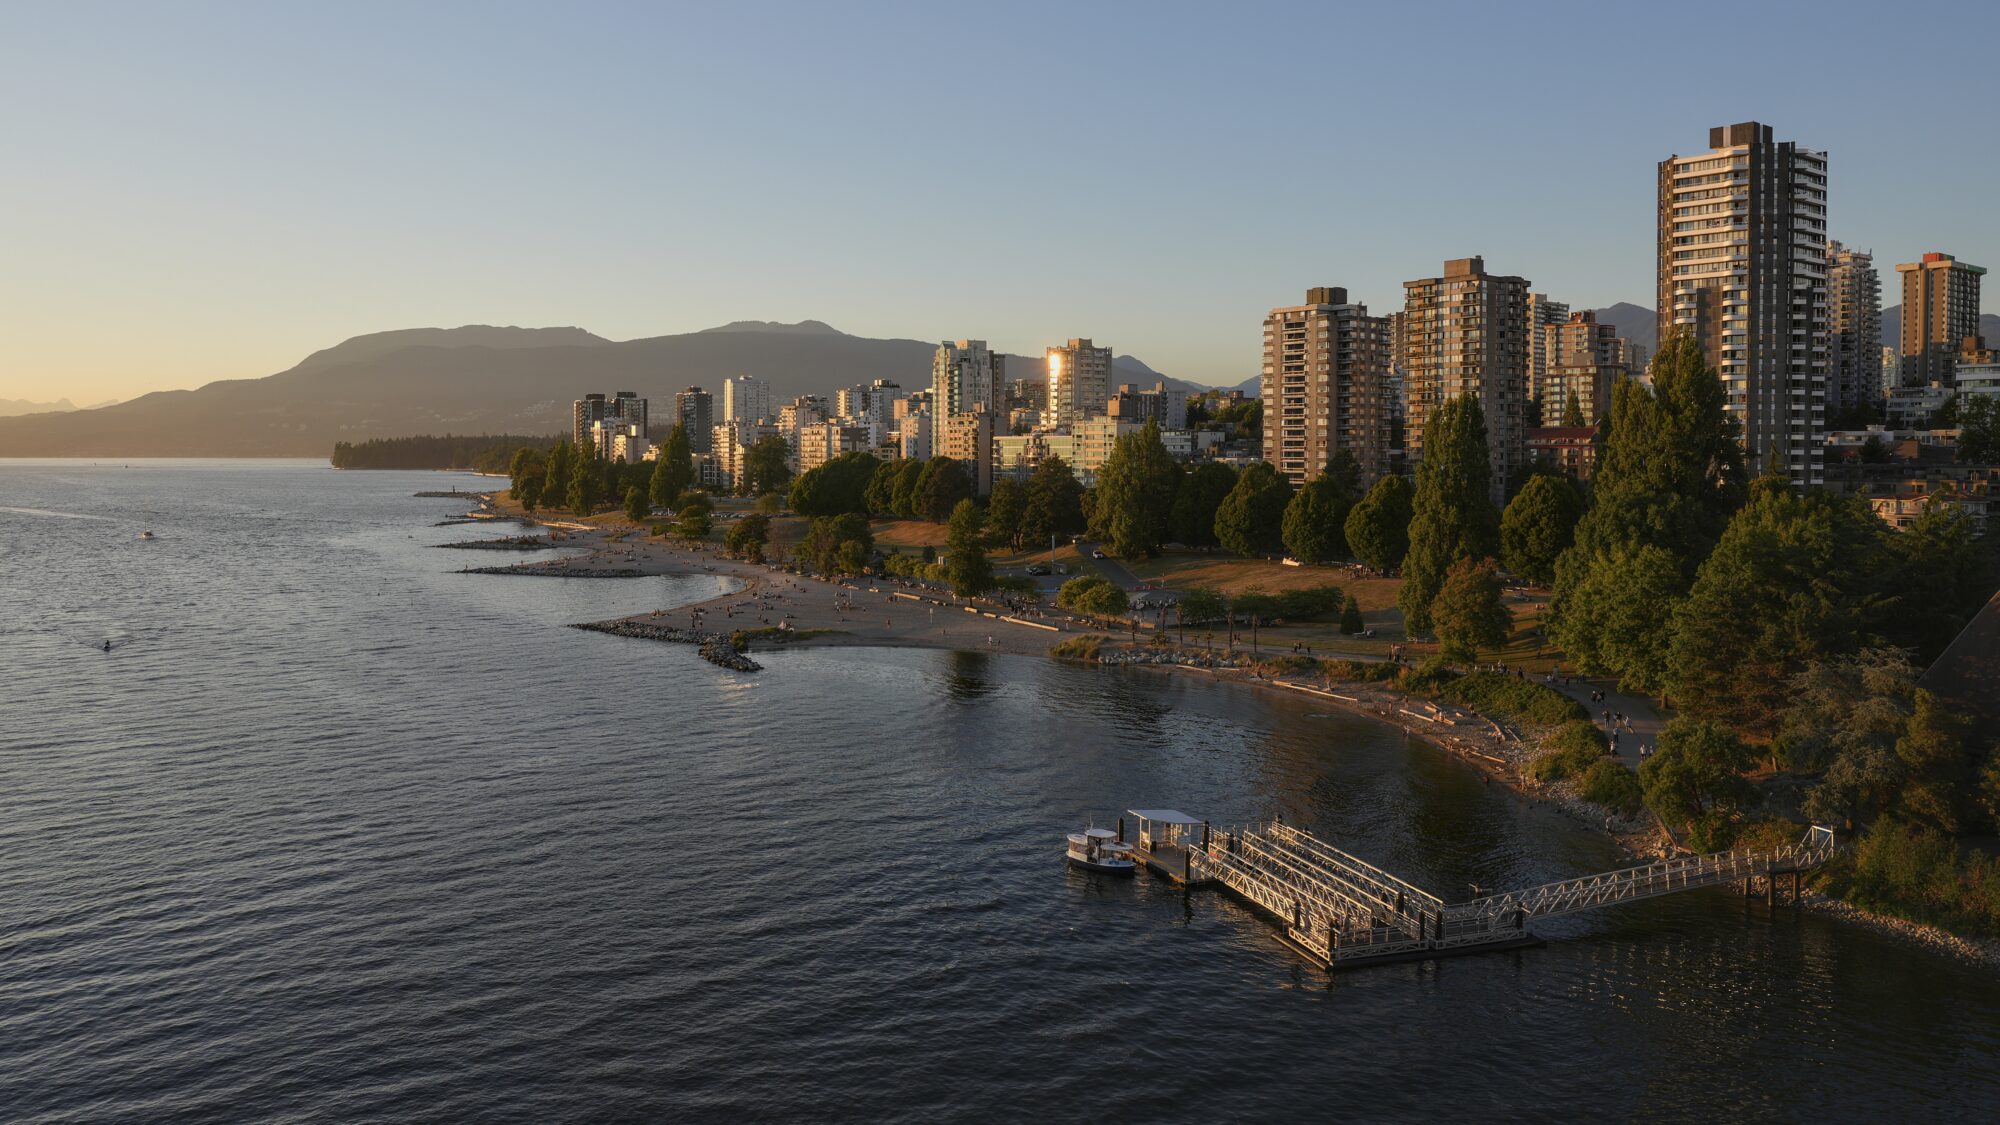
[103,640,113,652]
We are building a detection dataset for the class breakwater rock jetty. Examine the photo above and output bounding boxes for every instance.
[433,536,550,551]
[571,619,762,672]
[460,561,645,577]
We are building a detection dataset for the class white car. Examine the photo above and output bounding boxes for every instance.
[1090,549,1106,559]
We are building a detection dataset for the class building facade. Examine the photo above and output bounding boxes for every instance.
[936,411,996,496]
[1658,121,1828,485]
[1524,292,1571,407]
[834,379,902,427]
[1106,382,1188,430]
[722,375,772,425]
[1044,338,1113,427]
[931,340,1002,455]
[1542,310,1622,425]
[1825,242,1881,418]
[1897,251,1986,386]
[1261,286,1394,489]
[572,391,647,451]
[1402,259,1531,502]
[675,387,714,453]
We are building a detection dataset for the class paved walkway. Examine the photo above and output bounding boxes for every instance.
[1536,670,1663,770]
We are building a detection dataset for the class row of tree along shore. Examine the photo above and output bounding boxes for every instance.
[458,327,2000,942]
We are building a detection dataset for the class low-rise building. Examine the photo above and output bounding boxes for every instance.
[1527,425,1599,479]
[1106,382,1189,430]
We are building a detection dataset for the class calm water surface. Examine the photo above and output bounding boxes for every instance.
[1,461,1996,1122]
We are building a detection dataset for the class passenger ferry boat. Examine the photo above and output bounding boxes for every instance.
[1065,826,1136,874]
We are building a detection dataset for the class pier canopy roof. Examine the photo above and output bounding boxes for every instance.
[1127,809,1202,826]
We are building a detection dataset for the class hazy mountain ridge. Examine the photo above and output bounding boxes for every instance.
[0,321,1217,456]
[0,397,77,417]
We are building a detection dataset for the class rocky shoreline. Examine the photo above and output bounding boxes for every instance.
[571,619,762,671]
[460,562,645,577]
[432,535,550,550]
[1800,892,2000,970]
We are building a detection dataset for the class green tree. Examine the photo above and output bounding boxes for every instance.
[1089,420,1179,558]
[754,491,784,514]
[944,499,995,597]
[742,435,792,498]
[986,476,1025,550]
[1639,719,1758,843]
[1281,469,1355,564]
[918,457,974,521]
[789,450,878,517]
[1345,474,1413,574]
[1894,689,1978,835]
[1561,394,1587,428]
[1180,586,1228,625]
[1666,484,1891,737]
[1399,395,1499,634]
[864,459,903,514]
[566,451,601,515]
[1429,557,1511,663]
[1555,545,1683,696]
[1214,461,1292,556]
[890,458,928,518]
[797,513,873,576]
[1880,505,1998,661]
[1548,331,1748,681]
[624,485,649,523]
[1339,592,1365,635]
[543,439,574,506]
[1958,395,2000,462]
[1169,461,1237,548]
[675,500,712,541]
[1020,456,1086,548]
[1057,575,1128,619]
[649,424,694,507]
[1500,473,1585,585]
[725,512,772,561]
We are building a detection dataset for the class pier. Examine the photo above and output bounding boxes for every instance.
[1120,811,1838,970]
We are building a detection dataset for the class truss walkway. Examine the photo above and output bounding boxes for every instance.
[1162,816,1837,969]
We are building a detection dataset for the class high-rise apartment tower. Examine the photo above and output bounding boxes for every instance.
[1896,251,1985,386]
[1402,259,1531,502]
[1658,121,1828,484]
[1260,287,1393,488]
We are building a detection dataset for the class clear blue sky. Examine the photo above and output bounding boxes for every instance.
[3,0,1996,401]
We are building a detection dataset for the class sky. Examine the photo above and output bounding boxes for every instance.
[3,0,1997,403]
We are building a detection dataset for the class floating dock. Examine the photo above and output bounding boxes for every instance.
[1116,811,1837,970]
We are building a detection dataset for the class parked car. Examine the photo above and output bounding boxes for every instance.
[1026,564,1050,576]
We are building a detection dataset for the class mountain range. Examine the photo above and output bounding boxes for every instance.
[0,323,1223,457]
[0,397,78,418]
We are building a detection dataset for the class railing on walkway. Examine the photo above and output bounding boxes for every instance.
[1182,821,1839,968]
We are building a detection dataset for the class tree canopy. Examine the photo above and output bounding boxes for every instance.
[1665,481,1891,737]
[1500,473,1585,585]
[1020,456,1086,548]
[1169,461,1237,548]
[944,499,994,597]
[1429,557,1511,663]
[1345,473,1413,574]
[788,450,879,517]
[742,434,792,498]
[1399,394,1499,634]
[649,424,694,506]
[1281,467,1355,564]
[1090,420,1179,558]
[1214,461,1293,556]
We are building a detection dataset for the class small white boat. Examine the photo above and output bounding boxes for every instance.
[137,531,156,540]
[1066,826,1136,874]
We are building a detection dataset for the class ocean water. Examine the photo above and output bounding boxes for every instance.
[1,460,1996,1123]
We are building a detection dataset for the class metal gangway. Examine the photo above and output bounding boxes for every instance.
[1182,821,1839,969]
